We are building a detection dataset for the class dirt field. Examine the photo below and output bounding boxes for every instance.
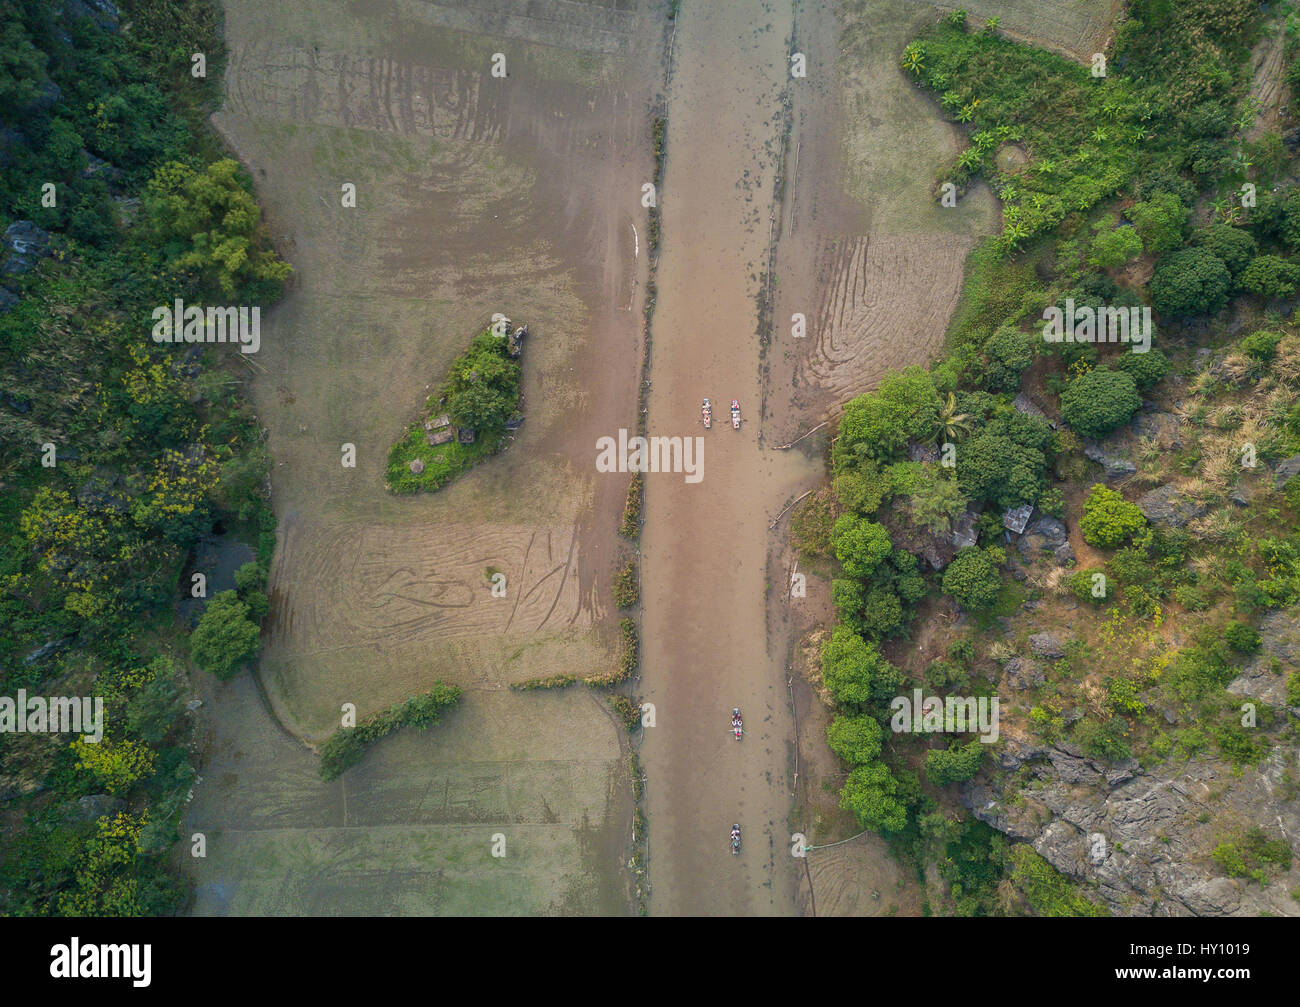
[185,0,664,915]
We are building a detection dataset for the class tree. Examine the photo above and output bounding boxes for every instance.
[1088,226,1143,269]
[190,590,261,679]
[1079,484,1146,548]
[1114,347,1169,390]
[1193,224,1256,279]
[931,391,974,443]
[1127,192,1187,254]
[832,515,893,580]
[1238,255,1300,299]
[942,547,1002,610]
[956,432,1045,509]
[840,762,908,832]
[926,739,985,785]
[834,366,939,468]
[1060,367,1140,439]
[1149,246,1231,317]
[827,715,884,765]
[125,658,184,744]
[145,158,293,300]
[907,465,967,535]
[821,625,902,709]
[861,586,905,638]
[442,335,520,434]
[71,738,157,796]
[834,462,886,514]
[982,324,1035,392]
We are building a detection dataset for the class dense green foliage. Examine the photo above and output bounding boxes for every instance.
[0,0,286,915]
[1059,367,1141,439]
[385,330,520,494]
[1080,484,1148,549]
[798,0,1287,918]
[188,590,260,680]
[318,684,463,781]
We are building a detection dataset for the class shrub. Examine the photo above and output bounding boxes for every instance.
[319,683,462,779]
[1060,367,1141,439]
[1088,225,1143,269]
[1069,568,1110,603]
[925,740,985,785]
[956,431,1046,509]
[1114,347,1169,391]
[942,547,1002,610]
[834,465,886,516]
[832,515,893,580]
[834,366,939,467]
[1223,621,1260,654]
[826,715,884,765]
[1150,246,1231,317]
[1127,192,1187,254]
[1037,486,1065,519]
[613,560,639,609]
[821,625,903,710]
[1193,224,1257,278]
[839,762,909,833]
[982,324,1035,392]
[1240,329,1284,362]
[1174,583,1209,611]
[1239,255,1300,299]
[620,472,643,538]
[792,488,839,555]
[1079,484,1146,549]
[189,590,260,679]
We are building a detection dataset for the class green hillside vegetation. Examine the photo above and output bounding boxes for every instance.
[793,2,1300,916]
[0,0,287,915]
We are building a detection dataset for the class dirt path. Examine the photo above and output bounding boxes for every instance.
[638,0,820,917]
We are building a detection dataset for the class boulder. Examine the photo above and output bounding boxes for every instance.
[1016,516,1071,566]
[1258,606,1300,664]
[2,220,52,275]
[1131,412,1183,450]
[951,508,978,550]
[1137,484,1207,529]
[1004,655,1045,690]
[1029,632,1068,660]
[906,440,938,463]
[1013,392,1049,422]
[1083,440,1136,479]
[1273,454,1300,488]
[0,286,17,312]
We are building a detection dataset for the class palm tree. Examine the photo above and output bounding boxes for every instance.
[932,392,974,443]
